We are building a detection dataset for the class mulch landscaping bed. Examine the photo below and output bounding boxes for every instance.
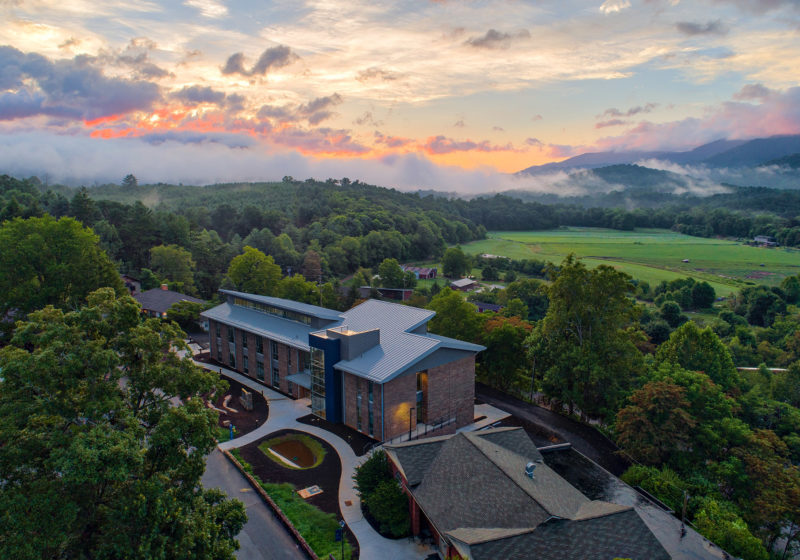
[296,414,378,457]
[238,429,359,555]
[213,376,269,436]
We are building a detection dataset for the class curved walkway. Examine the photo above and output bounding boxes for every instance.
[200,361,433,560]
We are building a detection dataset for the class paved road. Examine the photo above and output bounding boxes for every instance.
[202,449,308,560]
[476,383,630,476]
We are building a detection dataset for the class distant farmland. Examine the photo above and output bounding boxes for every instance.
[460,228,800,297]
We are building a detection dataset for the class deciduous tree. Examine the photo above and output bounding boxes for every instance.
[616,381,696,464]
[527,255,643,419]
[0,216,123,324]
[0,289,246,559]
[226,246,282,296]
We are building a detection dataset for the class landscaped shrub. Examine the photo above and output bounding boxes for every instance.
[354,450,410,538]
[364,479,410,537]
[354,449,390,496]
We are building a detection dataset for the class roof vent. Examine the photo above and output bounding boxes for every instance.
[525,462,536,479]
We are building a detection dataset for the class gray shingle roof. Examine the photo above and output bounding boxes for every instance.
[387,427,670,560]
[467,509,671,560]
[134,288,205,314]
[220,289,343,321]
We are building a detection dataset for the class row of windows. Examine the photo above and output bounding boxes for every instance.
[214,322,309,390]
[233,297,313,325]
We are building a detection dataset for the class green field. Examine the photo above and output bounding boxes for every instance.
[460,228,800,296]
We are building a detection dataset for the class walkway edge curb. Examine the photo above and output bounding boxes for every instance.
[220,448,319,560]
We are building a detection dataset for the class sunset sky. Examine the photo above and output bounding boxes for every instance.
[2,0,800,190]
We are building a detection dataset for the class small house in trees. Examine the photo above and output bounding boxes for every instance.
[753,235,777,246]
[134,285,205,319]
[121,274,141,295]
[450,278,477,292]
[402,265,438,279]
[202,290,483,440]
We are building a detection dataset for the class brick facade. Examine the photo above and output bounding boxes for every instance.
[208,318,307,398]
[427,355,476,429]
[209,318,477,442]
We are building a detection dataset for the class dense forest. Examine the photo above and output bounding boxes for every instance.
[3,173,800,303]
[2,171,800,558]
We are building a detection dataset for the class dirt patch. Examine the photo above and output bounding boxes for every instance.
[745,270,776,279]
[296,414,378,457]
[271,440,316,468]
[238,429,358,557]
[212,376,269,436]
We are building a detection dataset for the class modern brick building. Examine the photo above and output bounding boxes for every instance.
[202,290,483,441]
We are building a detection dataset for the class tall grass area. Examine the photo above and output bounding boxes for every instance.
[458,228,800,296]
[230,449,353,559]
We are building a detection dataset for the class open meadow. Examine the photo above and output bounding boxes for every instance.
[459,228,800,297]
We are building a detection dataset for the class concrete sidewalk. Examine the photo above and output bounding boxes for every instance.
[200,361,435,560]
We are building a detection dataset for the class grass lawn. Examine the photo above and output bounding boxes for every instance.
[458,228,800,297]
[230,449,353,560]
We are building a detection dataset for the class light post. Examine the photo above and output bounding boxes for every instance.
[339,519,345,559]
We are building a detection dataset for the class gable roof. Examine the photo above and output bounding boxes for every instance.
[386,427,670,560]
[134,288,205,314]
[450,278,477,288]
[321,299,484,383]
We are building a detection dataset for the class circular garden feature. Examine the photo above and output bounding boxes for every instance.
[259,433,326,470]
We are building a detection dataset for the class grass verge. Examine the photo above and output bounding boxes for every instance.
[230,449,353,560]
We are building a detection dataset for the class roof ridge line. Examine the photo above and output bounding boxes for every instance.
[461,431,554,515]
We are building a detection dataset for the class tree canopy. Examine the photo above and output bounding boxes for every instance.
[0,288,246,559]
[0,215,123,326]
[527,255,643,419]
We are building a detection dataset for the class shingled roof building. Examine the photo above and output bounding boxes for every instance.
[202,290,484,441]
[134,285,205,318]
[385,427,672,560]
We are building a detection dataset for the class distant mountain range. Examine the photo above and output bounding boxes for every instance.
[517,135,800,175]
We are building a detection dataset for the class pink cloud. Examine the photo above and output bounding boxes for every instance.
[594,86,800,152]
[422,135,515,154]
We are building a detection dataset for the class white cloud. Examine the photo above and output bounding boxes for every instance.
[184,0,227,18]
[599,0,631,14]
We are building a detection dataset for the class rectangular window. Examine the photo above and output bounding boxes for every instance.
[228,327,234,343]
[215,323,221,337]
[416,371,427,424]
[229,352,236,369]
[243,355,249,374]
[310,348,326,419]
[216,346,221,361]
[367,381,374,436]
[299,351,310,372]
[256,337,263,354]
[356,379,362,431]
[242,331,247,348]
[288,348,292,371]
[256,360,264,381]
[271,341,280,388]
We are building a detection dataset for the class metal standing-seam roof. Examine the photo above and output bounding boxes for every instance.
[202,302,321,351]
[219,289,344,321]
[322,299,484,383]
